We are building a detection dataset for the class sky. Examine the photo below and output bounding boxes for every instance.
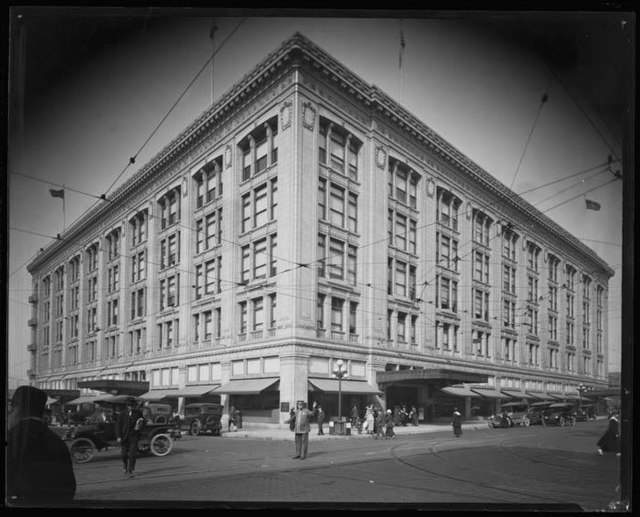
[6,8,631,389]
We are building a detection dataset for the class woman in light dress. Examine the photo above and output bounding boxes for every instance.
[364,405,375,434]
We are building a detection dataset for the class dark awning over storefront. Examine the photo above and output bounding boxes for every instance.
[377,368,488,386]
[308,379,382,394]
[471,388,510,399]
[527,391,560,401]
[214,378,279,395]
[502,390,536,400]
[141,386,221,400]
[77,379,149,396]
[439,386,480,398]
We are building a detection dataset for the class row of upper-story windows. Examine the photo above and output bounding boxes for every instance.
[388,209,417,254]
[320,178,357,233]
[241,117,278,181]
[242,179,277,233]
[317,234,356,285]
[319,118,360,181]
[388,158,419,209]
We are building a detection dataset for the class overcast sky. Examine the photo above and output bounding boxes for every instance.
[7,8,631,389]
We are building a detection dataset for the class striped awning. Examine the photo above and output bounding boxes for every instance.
[439,386,480,398]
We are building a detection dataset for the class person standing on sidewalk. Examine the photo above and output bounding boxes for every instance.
[452,407,463,437]
[374,408,386,440]
[385,409,395,439]
[115,397,145,478]
[228,405,236,432]
[315,403,325,435]
[286,400,313,459]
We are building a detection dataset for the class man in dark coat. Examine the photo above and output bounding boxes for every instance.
[597,414,621,455]
[452,407,463,437]
[6,385,77,506]
[315,402,325,435]
[115,397,145,478]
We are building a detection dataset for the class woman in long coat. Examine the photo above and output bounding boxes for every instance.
[452,407,463,437]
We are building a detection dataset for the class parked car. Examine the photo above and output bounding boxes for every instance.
[575,404,596,422]
[184,403,223,436]
[528,402,552,425]
[543,403,576,426]
[499,402,530,427]
[143,403,173,424]
[487,413,511,429]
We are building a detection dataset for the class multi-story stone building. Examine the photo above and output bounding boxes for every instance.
[26,33,614,426]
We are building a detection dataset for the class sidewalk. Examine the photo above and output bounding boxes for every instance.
[220,421,486,440]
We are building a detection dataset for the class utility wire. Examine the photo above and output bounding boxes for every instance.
[540,178,619,214]
[516,159,617,196]
[104,18,247,197]
[509,85,551,190]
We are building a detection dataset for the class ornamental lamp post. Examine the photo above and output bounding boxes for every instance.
[332,359,349,422]
[577,383,588,407]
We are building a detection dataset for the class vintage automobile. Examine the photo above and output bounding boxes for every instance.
[65,396,180,463]
[575,404,597,422]
[144,403,173,424]
[184,403,223,436]
[528,401,552,425]
[487,413,511,429]
[542,402,576,427]
[499,402,531,427]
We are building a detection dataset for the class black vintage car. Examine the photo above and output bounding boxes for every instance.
[184,403,223,436]
[528,401,552,425]
[65,396,180,463]
[542,403,576,427]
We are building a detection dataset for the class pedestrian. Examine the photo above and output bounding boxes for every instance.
[350,404,359,429]
[374,408,386,440]
[385,409,395,439]
[6,385,77,506]
[288,407,296,431]
[285,400,313,459]
[315,403,325,435]
[365,405,374,434]
[597,414,621,456]
[596,413,622,507]
[115,397,146,478]
[411,405,419,426]
[452,407,463,437]
[235,407,243,430]
[228,405,236,432]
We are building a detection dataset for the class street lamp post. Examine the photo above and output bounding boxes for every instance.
[577,383,587,407]
[332,359,348,422]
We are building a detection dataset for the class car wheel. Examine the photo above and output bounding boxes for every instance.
[150,433,173,457]
[69,437,95,463]
[523,417,530,427]
[190,420,201,436]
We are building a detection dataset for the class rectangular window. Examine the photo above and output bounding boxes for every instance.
[254,183,268,227]
[253,297,264,331]
[349,302,357,335]
[318,178,327,220]
[328,238,344,280]
[347,193,358,233]
[331,297,344,332]
[317,294,325,329]
[329,184,345,227]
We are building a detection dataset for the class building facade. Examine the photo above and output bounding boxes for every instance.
[26,33,614,426]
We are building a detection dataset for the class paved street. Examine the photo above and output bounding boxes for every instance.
[65,419,622,510]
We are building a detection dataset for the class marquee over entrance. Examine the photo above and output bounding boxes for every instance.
[77,379,150,396]
[376,368,488,388]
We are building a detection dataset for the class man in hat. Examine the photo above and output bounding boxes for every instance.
[6,385,77,505]
[115,397,146,478]
[286,400,313,459]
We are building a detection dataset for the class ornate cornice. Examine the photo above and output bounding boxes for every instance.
[28,32,614,278]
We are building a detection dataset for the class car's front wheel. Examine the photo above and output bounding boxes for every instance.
[523,417,530,427]
[69,437,95,463]
[150,433,173,456]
